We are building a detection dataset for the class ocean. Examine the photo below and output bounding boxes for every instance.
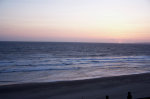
[0,42,150,85]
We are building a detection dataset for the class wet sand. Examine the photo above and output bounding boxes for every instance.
[0,73,150,99]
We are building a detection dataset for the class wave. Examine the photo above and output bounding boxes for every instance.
[0,56,150,73]
[0,66,80,73]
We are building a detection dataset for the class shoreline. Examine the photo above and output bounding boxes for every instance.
[0,72,149,86]
[0,73,150,99]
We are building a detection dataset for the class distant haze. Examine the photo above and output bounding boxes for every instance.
[0,0,150,43]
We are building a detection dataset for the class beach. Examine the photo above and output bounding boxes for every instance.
[1,0,150,98]
[0,73,150,99]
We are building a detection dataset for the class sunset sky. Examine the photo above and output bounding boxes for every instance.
[0,0,150,43]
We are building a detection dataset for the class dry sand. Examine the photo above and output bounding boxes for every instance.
[0,73,150,99]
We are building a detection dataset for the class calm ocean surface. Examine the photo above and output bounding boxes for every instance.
[0,42,150,85]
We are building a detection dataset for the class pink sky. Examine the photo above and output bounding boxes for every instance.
[0,0,150,43]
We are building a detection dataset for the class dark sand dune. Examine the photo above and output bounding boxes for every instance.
[0,73,150,99]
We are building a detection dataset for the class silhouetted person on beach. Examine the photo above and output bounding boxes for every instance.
[106,95,109,99]
[127,92,132,99]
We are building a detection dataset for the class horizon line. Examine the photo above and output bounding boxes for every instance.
[0,40,150,44]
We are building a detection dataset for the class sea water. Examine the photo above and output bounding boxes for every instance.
[0,42,150,85]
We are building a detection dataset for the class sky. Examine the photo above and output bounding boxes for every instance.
[0,0,150,43]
